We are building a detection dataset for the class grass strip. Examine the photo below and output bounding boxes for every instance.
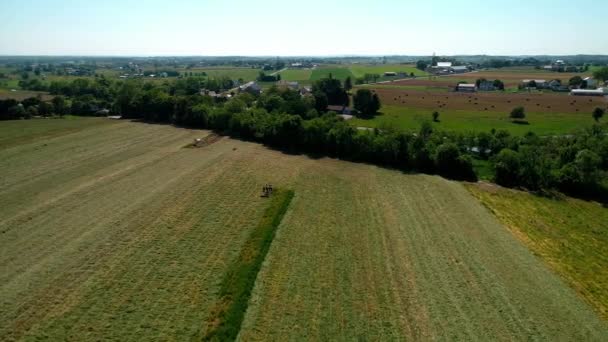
[203,189,295,341]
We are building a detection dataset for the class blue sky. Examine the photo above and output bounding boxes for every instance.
[1,0,607,56]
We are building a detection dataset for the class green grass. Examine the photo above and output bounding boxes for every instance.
[203,189,294,341]
[349,64,428,78]
[310,67,353,81]
[350,105,598,135]
[278,69,313,83]
[467,183,608,320]
[196,67,260,81]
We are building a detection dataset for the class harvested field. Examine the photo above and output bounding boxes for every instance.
[370,88,607,114]
[392,70,592,88]
[467,183,608,320]
[1,118,607,340]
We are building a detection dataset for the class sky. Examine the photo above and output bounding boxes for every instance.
[1,0,607,56]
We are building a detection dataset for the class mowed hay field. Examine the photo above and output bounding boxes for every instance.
[467,183,608,320]
[1,119,608,340]
[351,88,608,135]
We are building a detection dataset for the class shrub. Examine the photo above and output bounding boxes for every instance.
[510,106,525,120]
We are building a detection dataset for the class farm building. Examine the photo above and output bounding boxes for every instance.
[277,80,300,90]
[239,81,262,95]
[570,88,607,96]
[384,72,397,77]
[583,77,597,88]
[430,62,453,74]
[522,79,547,88]
[450,66,469,74]
[457,84,477,92]
[478,81,496,91]
[327,105,352,115]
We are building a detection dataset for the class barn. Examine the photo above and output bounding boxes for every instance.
[570,88,607,96]
[457,84,477,92]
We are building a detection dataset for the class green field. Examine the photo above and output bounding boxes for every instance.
[350,105,600,135]
[310,67,354,81]
[1,118,607,340]
[467,183,608,320]
[278,69,313,83]
[350,64,427,77]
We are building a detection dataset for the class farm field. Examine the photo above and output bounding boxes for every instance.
[310,67,354,81]
[467,183,608,320]
[349,64,427,78]
[391,69,592,89]
[1,119,607,340]
[350,88,607,135]
[278,69,313,84]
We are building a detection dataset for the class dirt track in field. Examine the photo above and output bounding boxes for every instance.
[370,87,607,114]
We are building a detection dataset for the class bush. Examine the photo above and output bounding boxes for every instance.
[493,149,520,187]
[435,143,476,181]
[510,106,525,120]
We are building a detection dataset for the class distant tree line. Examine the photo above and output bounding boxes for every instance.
[3,75,607,201]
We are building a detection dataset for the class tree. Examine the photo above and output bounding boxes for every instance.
[509,106,525,120]
[344,76,352,91]
[493,149,520,187]
[592,67,608,82]
[52,96,69,116]
[353,89,380,116]
[592,107,605,122]
[493,79,505,90]
[434,143,476,181]
[416,60,428,71]
[569,76,583,87]
[432,111,440,122]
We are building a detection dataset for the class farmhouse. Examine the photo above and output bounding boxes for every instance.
[570,88,607,96]
[478,80,496,91]
[457,83,477,92]
[522,79,547,88]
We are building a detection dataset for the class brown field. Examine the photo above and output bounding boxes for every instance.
[370,88,607,114]
[392,71,591,88]
[0,89,53,101]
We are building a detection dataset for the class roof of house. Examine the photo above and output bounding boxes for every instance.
[451,66,468,70]
[240,81,261,91]
[583,77,594,81]
[458,83,476,88]
[522,79,547,83]
[437,62,452,67]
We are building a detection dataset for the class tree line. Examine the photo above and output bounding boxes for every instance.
[2,75,607,201]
